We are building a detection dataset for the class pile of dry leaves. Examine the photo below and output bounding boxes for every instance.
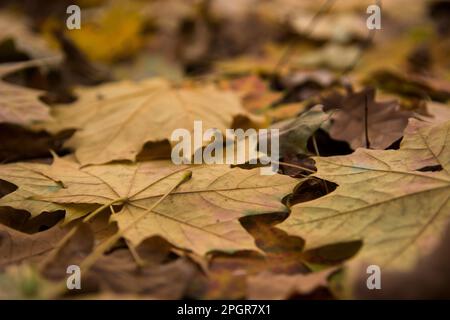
[0,0,449,299]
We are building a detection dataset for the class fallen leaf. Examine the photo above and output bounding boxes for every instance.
[200,267,247,299]
[247,268,336,299]
[0,61,52,126]
[352,222,450,299]
[66,3,145,63]
[417,101,450,124]
[0,12,59,60]
[0,123,72,163]
[41,223,195,299]
[214,44,289,76]
[269,105,331,157]
[265,102,308,122]
[0,157,298,255]
[218,75,282,113]
[86,254,200,299]
[367,70,450,102]
[279,70,343,103]
[0,223,67,269]
[42,79,259,165]
[321,87,413,149]
[278,119,450,270]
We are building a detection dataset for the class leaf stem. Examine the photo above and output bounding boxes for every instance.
[364,93,371,149]
[83,197,128,223]
[312,134,321,157]
[275,160,316,174]
[310,135,329,193]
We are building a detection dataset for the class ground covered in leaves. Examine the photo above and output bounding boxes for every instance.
[0,0,450,299]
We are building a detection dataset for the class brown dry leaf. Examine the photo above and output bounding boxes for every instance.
[42,79,260,165]
[0,124,72,163]
[193,213,312,299]
[0,157,298,255]
[42,78,170,131]
[368,70,450,102]
[247,268,337,299]
[278,119,450,270]
[86,253,199,299]
[199,265,247,299]
[215,44,288,76]
[0,12,59,60]
[269,105,331,157]
[0,223,67,269]
[321,87,413,149]
[0,212,116,272]
[352,222,450,299]
[265,102,308,122]
[0,61,52,126]
[416,101,450,124]
[218,75,282,113]
[41,224,197,299]
[0,223,196,299]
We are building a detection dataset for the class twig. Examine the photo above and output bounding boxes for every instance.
[311,135,329,193]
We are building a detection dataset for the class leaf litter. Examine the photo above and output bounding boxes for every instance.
[0,0,449,300]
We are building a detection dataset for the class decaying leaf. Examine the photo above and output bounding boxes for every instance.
[218,75,282,113]
[41,224,199,299]
[278,119,450,270]
[417,101,450,124]
[279,69,343,103]
[269,105,331,157]
[351,222,450,299]
[265,102,309,122]
[86,253,200,299]
[42,79,260,165]
[367,70,450,102]
[0,12,59,60]
[321,87,413,149]
[0,123,72,163]
[247,268,337,299]
[1,0,449,301]
[0,157,298,255]
[0,223,67,269]
[0,61,52,126]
